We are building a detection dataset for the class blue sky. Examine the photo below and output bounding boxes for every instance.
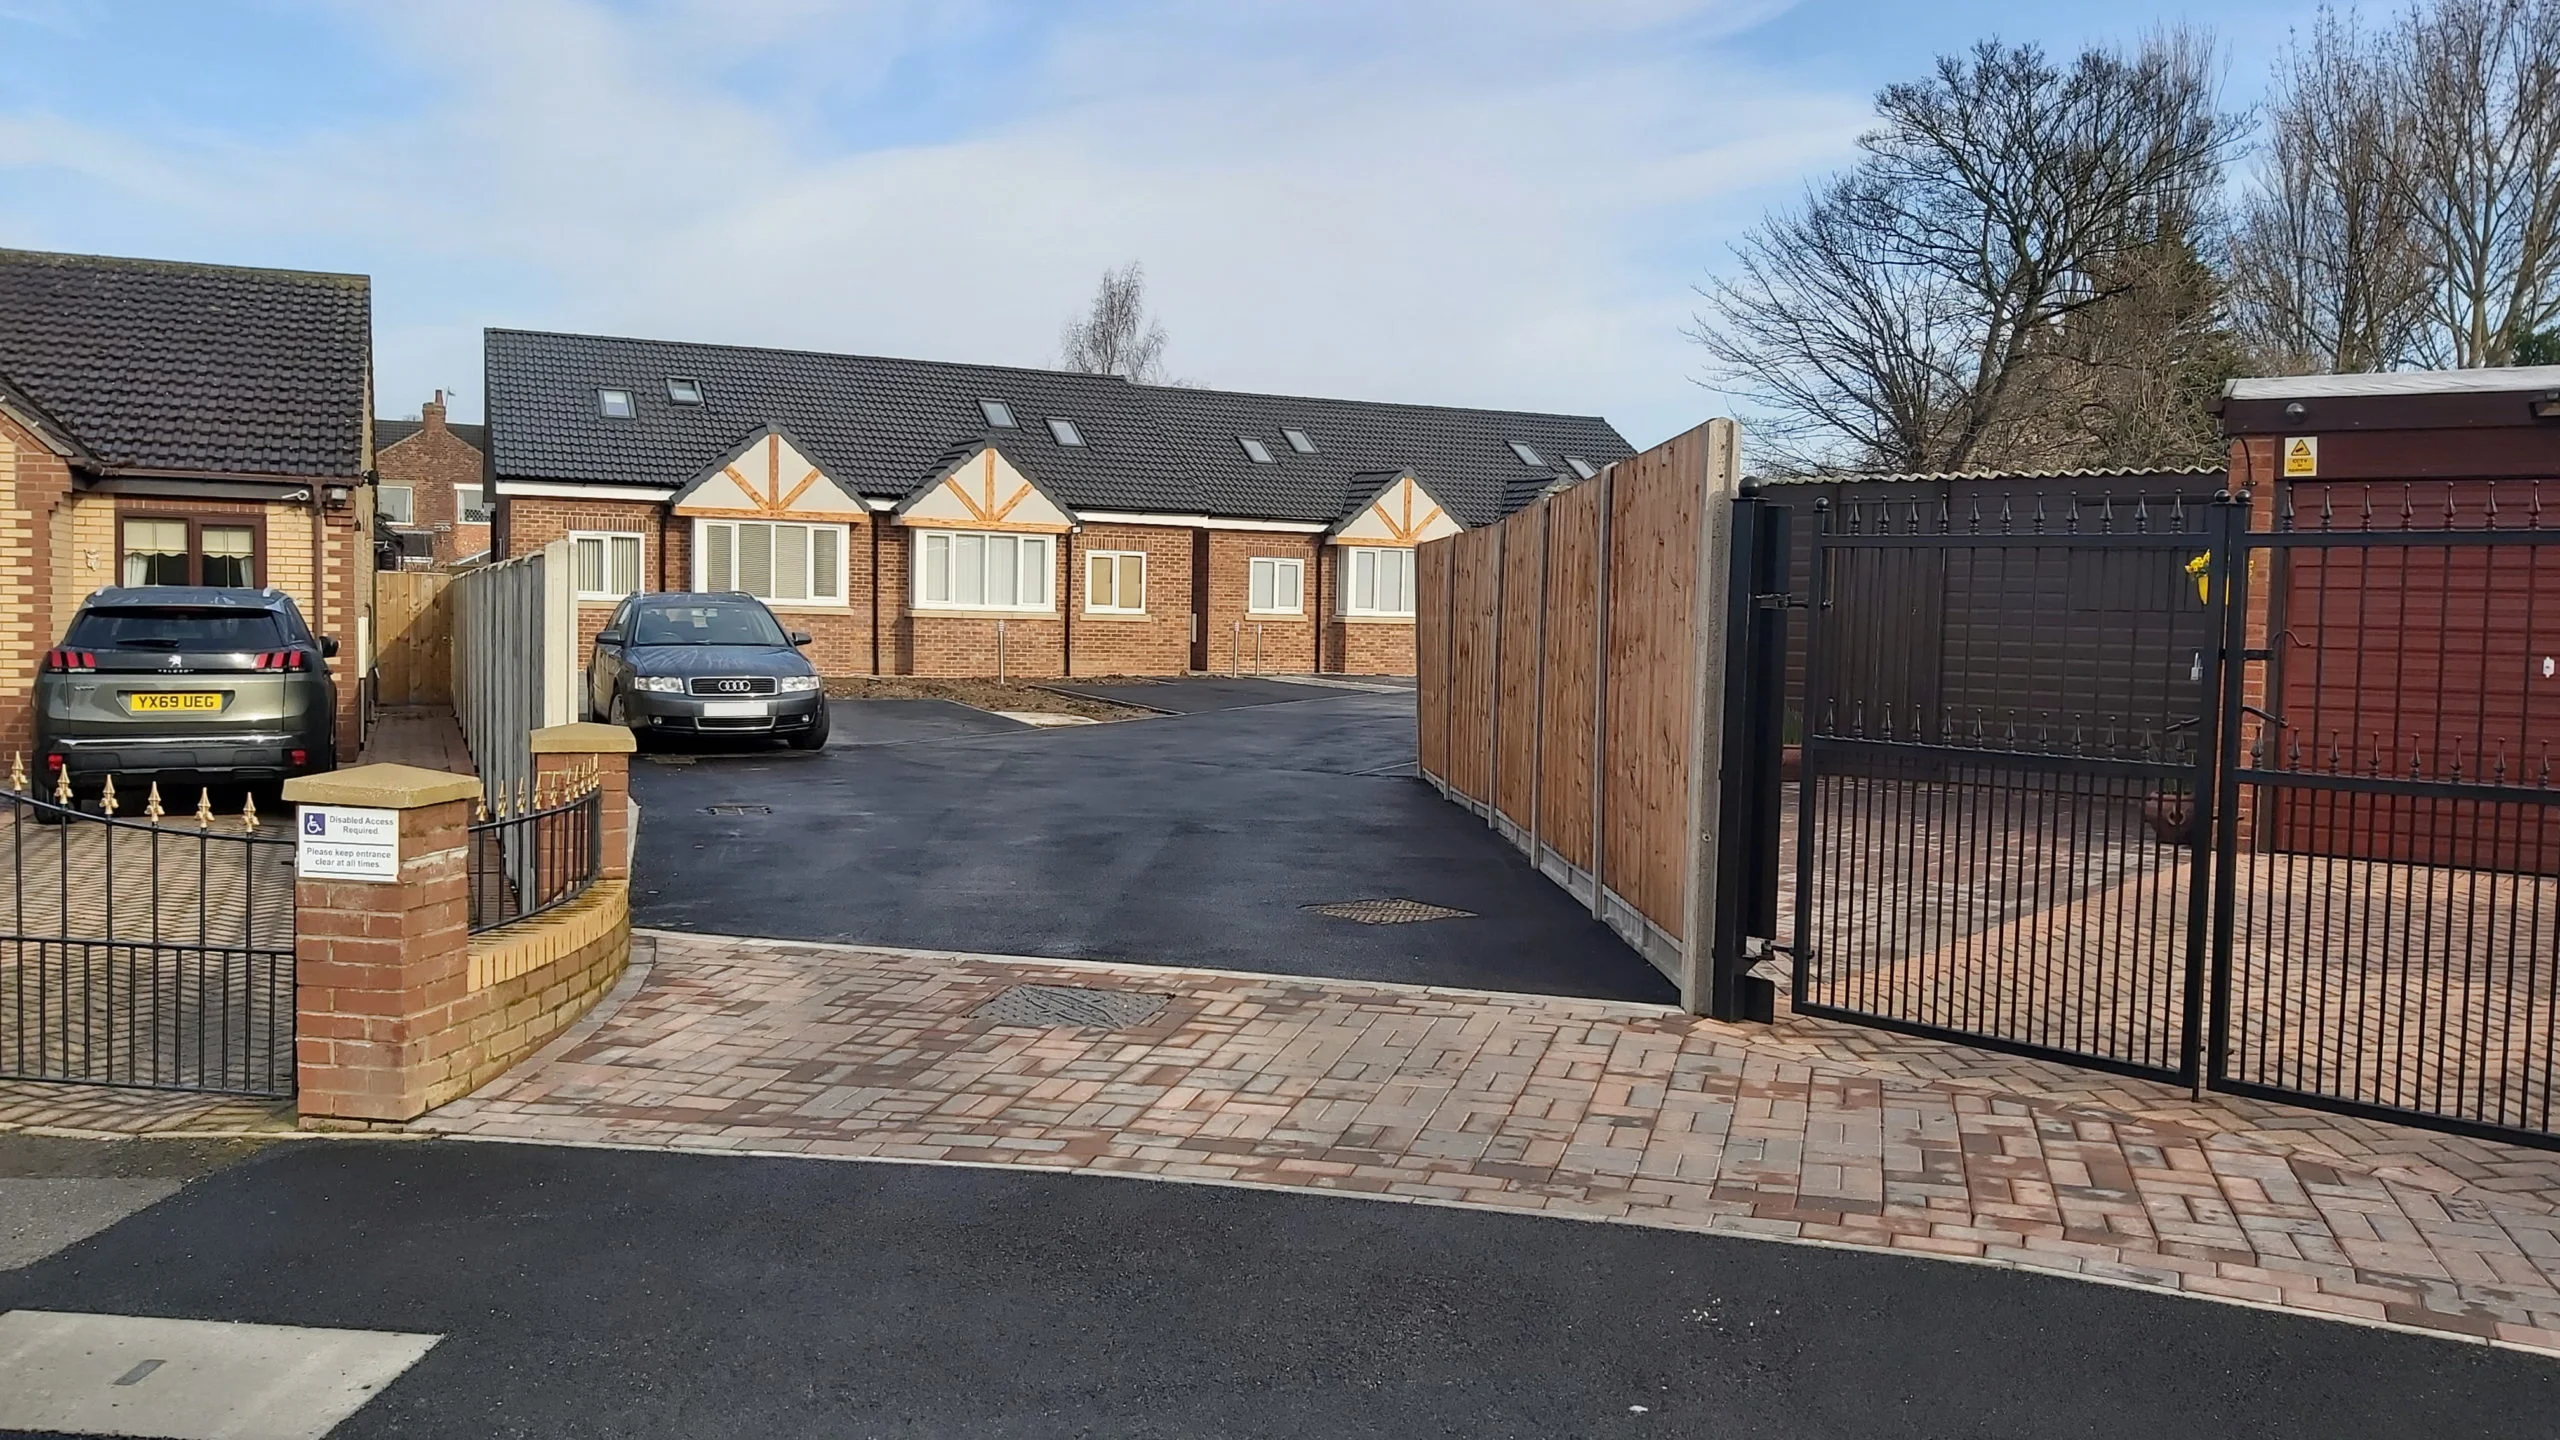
[1,0,2319,449]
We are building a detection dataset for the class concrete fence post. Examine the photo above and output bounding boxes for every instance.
[282,763,481,1125]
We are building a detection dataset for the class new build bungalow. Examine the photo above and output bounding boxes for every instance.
[0,248,374,757]
[482,329,1634,677]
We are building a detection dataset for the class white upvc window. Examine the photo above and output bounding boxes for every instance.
[1086,550,1146,614]
[570,531,644,602]
[454,483,490,524]
[916,530,1054,611]
[1342,546,1416,617]
[695,519,847,605]
[379,485,415,525]
[1247,556,1303,615]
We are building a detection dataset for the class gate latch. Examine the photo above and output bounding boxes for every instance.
[1754,593,1808,610]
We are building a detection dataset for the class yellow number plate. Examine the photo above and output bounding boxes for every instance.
[126,692,223,713]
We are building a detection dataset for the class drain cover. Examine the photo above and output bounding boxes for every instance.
[973,984,1168,1030]
[703,803,771,815]
[1303,898,1476,925]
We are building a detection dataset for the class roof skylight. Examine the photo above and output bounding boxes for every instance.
[666,377,704,405]
[598,389,635,419]
[1047,418,1084,446]
[1565,456,1597,479]
[1508,440,1543,467]
[1282,427,1316,454]
[1240,437,1275,464]
[979,399,1016,427]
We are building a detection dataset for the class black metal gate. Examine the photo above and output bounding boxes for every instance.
[1778,483,2560,1148]
[0,782,298,1098]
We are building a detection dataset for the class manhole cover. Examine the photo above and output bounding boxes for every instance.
[1302,898,1476,925]
[973,984,1168,1030]
[703,803,771,816]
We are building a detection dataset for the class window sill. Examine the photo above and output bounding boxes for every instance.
[1082,608,1151,621]
[1244,610,1305,619]
[753,599,851,611]
[911,606,1057,619]
[1338,613,1417,624]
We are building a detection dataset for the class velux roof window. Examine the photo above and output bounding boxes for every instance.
[1239,437,1275,464]
[598,389,636,419]
[1282,427,1317,453]
[1508,440,1543,467]
[1565,456,1598,479]
[1048,418,1084,446]
[980,399,1016,427]
[666,377,704,405]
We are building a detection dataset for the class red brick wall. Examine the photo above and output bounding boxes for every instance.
[1203,531,1321,674]
[1065,522,1192,676]
[0,412,74,757]
[377,399,489,566]
[500,496,666,671]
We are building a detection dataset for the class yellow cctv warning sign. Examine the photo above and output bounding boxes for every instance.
[2283,436,2318,477]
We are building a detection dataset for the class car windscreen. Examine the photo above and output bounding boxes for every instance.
[630,603,788,647]
[64,607,288,652]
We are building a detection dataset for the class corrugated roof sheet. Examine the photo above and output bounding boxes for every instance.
[1754,464,2225,487]
[0,248,369,477]
[484,328,1635,526]
[2225,367,2560,402]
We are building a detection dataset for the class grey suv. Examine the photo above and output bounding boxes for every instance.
[35,587,338,801]
[588,592,829,748]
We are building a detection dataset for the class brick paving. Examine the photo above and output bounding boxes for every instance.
[418,928,2560,1358]
[0,1078,293,1135]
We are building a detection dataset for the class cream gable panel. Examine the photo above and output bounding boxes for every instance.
[676,433,867,519]
[900,447,1072,533]
[1332,476,1460,546]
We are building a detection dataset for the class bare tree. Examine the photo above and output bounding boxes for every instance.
[2394,0,2560,365]
[1696,35,2244,474]
[1057,261,1170,383]
[2227,8,2434,372]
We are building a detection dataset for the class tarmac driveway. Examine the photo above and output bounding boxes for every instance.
[629,681,1673,1002]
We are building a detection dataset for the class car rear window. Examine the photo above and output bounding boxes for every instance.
[65,607,289,652]
[631,603,787,647]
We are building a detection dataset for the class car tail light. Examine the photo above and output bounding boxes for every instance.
[254,650,308,672]
[42,649,96,673]
[44,753,64,772]
[289,748,309,767]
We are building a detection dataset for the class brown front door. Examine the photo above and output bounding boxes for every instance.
[1189,529,1211,671]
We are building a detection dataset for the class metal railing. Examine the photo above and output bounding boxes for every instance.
[0,763,297,1098]
[466,765,604,933]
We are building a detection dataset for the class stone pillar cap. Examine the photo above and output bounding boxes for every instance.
[283,764,482,809]
[531,722,638,755]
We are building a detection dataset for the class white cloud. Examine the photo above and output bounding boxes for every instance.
[1,0,1868,445]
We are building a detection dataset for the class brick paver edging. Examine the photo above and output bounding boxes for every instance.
[413,930,2560,1359]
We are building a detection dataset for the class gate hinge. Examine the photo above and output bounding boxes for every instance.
[1754,593,1808,610]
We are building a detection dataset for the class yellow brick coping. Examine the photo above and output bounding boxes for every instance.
[531,722,637,755]
[283,763,481,809]
[468,879,629,990]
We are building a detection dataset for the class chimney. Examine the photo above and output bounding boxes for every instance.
[422,390,447,436]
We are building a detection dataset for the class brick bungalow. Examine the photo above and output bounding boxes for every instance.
[0,248,374,756]
[376,391,490,567]
[482,329,1633,677]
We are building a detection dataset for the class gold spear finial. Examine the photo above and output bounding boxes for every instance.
[241,790,259,833]
[99,773,117,816]
[52,763,72,807]
[197,786,215,829]
[476,794,489,823]
[144,781,164,821]
[9,753,24,794]
[514,777,528,817]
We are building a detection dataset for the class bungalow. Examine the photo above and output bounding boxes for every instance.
[0,248,374,756]
[481,329,1634,677]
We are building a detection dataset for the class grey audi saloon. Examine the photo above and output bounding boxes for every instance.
[587,592,829,748]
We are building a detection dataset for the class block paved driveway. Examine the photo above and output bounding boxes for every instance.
[6,1140,2555,1438]
[629,682,1674,1003]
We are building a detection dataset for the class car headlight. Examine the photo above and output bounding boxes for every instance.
[777,674,823,693]
[631,675,686,694]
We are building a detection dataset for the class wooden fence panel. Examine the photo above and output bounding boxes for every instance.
[1604,430,1704,944]
[1536,478,1601,873]
[375,570,454,706]
[1447,526,1501,806]
[1494,503,1546,829]
[1416,541,1450,783]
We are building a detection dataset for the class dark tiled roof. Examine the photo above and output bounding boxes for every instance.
[376,417,488,453]
[485,329,1633,525]
[0,249,369,477]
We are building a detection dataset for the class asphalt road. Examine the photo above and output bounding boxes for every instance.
[1,1140,2550,1439]
[629,684,1674,1003]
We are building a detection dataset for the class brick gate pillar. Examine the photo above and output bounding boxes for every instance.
[530,722,637,881]
[281,763,480,1126]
